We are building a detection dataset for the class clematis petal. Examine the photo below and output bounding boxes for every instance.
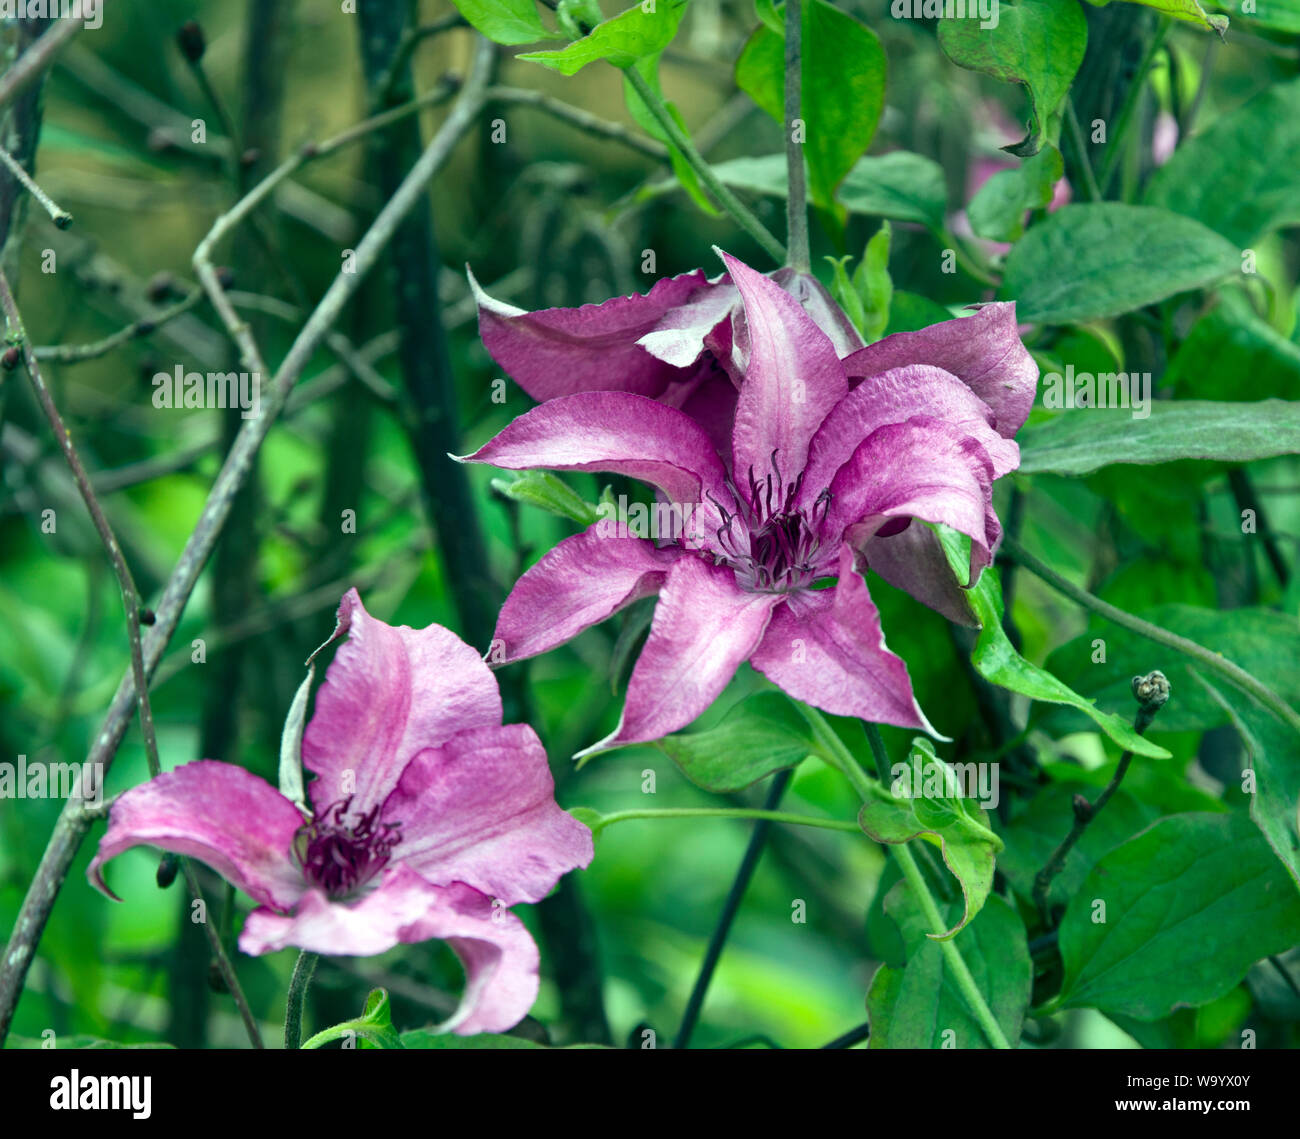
[840,302,1038,438]
[492,526,681,665]
[383,724,593,906]
[667,357,740,460]
[458,391,735,519]
[822,417,1000,585]
[302,590,502,818]
[88,760,306,912]
[800,364,1020,504]
[471,266,719,401]
[634,276,737,367]
[769,266,865,358]
[861,521,979,627]
[751,548,939,734]
[719,251,849,491]
[240,868,540,1036]
[577,556,779,756]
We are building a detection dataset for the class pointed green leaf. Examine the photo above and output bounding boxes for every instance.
[657,689,815,792]
[1164,288,1300,402]
[1057,812,1300,1020]
[623,53,719,215]
[735,0,885,210]
[866,890,1030,1048]
[1017,400,1300,476]
[1000,203,1240,324]
[1145,77,1300,246]
[967,143,1063,243]
[1083,0,1227,31]
[935,526,1170,759]
[519,0,686,74]
[490,470,603,526]
[448,0,558,45]
[858,739,1003,939]
[1197,675,1300,890]
[938,0,1087,156]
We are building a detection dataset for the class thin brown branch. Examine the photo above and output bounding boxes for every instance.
[0,13,88,111]
[0,34,498,1046]
[0,267,263,1046]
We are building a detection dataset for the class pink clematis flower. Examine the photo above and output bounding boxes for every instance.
[471,262,862,453]
[88,589,593,1035]
[462,252,1036,755]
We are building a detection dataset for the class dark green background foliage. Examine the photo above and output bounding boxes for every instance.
[1,0,1298,1050]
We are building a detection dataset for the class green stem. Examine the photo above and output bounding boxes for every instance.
[623,65,786,264]
[802,705,877,801]
[284,950,319,1049]
[939,228,999,288]
[1064,98,1101,203]
[888,840,1011,1048]
[1001,536,1300,736]
[1097,16,1171,195]
[590,806,861,838]
[805,708,1012,1050]
[783,0,809,272]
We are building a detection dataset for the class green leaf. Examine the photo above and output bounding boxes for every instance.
[1083,0,1228,32]
[1197,676,1300,890]
[623,54,719,216]
[1042,605,1300,734]
[301,987,404,1050]
[1145,77,1300,247]
[967,143,1063,243]
[837,152,947,230]
[520,0,685,74]
[1056,812,1300,1020]
[1000,203,1240,324]
[557,0,605,38]
[858,739,1004,939]
[885,291,955,335]
[707,151,946,230]
[735,0,885,210]
[278,668,314,814]
[827,224,893,343]
[448,0,557,45]
[853,221,893,342]
[490,470,602,526]
[656,689,815,792]
[934,526,1170,759]
[754,0,783,31]
[938,0,1087,156]
[826,256,868,340]
[1164,288,1300,401]
[1017,400,1300,476]
[866,889,1031,1048]
[1206,0,1299,30]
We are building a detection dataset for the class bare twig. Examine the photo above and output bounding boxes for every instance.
[33,289,204,363]
[487,86,668,160]
[0,36,498,1045]
[0,13,88,111]
[1031,671,1171,927]
[0,141,72,227]
[783,0,809,272]
[0,267,263,1046]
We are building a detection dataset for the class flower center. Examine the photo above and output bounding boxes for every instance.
[708,452,831,593]
[293,796,401,899]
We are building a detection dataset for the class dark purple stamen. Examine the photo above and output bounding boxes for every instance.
[293,796,401,898]
[708,450,831,594]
